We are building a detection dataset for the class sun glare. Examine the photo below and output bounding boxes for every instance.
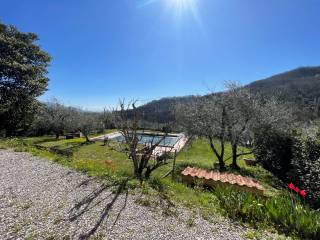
[139,0,199,16]
[166,0,197,12]
[138,0,203,29]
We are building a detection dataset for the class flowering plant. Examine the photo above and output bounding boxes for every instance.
[287,182,307,198]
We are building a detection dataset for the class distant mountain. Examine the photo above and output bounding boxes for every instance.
[138,66,320,124]
[138,96,200,124]
[247,66,320,103]
[247,66,320,119]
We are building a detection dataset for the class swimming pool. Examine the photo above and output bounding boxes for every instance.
[112,134,180,147]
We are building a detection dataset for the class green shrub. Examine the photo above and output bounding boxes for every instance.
[290,136,320,209]
[254,127,320,209]
[253,127,294,181]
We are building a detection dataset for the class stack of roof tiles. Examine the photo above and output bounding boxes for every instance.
[181,167,265,195]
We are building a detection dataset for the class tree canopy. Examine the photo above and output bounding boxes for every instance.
[0,22,51,136]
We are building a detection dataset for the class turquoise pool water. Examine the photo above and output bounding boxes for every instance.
[112,134,180,147]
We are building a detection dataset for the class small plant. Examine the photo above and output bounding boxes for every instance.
[213,186,267,227]
[265,195,320,239]
[242,230,262,240]
[212,186,320,239]
[287,182,307,198]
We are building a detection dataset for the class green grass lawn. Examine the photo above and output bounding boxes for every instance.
[0,135,280,210]
[0,135,314,238]
[0,135,279,192]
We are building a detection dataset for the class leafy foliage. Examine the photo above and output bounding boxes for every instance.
[0,22,51,136]
[290,136,320,208]
[254,127,294,181]
[254,127,320,208]
[176,84,283,170]
[74,110,104,142]
[30,99,104,139]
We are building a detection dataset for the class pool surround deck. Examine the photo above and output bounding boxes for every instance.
[90,131,188,156]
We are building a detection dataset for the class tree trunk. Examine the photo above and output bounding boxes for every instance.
[219,107,227,171]
[209,136,226,171]
[55,133,59,139]
[85,134,90,142]
[132,157,143,180]
[145,166,152,179]
[134,170,143,180]
[231,143,240,170]
[218,157,226,171]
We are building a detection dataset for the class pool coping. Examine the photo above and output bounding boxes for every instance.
[90,131,188,156]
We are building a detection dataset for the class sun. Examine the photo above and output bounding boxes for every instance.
[139,0,199,15]
[138,0,202,27]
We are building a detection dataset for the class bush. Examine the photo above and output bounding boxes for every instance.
[255,126,320,208]
[290,136,320,208]
[213,186,320,239]
[254,127,294,181]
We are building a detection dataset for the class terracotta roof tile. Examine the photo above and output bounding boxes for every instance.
[181,167,265,194]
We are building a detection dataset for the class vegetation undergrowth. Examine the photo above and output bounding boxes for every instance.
[213,186,320,239]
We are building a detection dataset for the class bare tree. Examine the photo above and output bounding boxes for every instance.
[113,100,170,180]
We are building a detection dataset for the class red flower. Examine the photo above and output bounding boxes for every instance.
[300,190,307,198]
[294,187,301,193]
[288,183,295,190]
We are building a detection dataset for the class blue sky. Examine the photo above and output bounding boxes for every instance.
[1,0,320,110]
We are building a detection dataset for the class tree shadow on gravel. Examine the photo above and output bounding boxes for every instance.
[68,179,129,240]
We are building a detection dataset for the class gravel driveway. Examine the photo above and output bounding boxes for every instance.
[0,149,262,240]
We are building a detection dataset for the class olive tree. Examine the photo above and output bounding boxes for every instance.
[176,95,229,170]
[39,99,76,139]
[177,83,278,170]
[223,83,259,169]
[254,96,294,132]
[74,110,104,142]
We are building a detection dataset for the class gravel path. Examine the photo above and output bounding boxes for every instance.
[0,149,265,240]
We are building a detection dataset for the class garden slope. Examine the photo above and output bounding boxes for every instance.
[0,149,252,240]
